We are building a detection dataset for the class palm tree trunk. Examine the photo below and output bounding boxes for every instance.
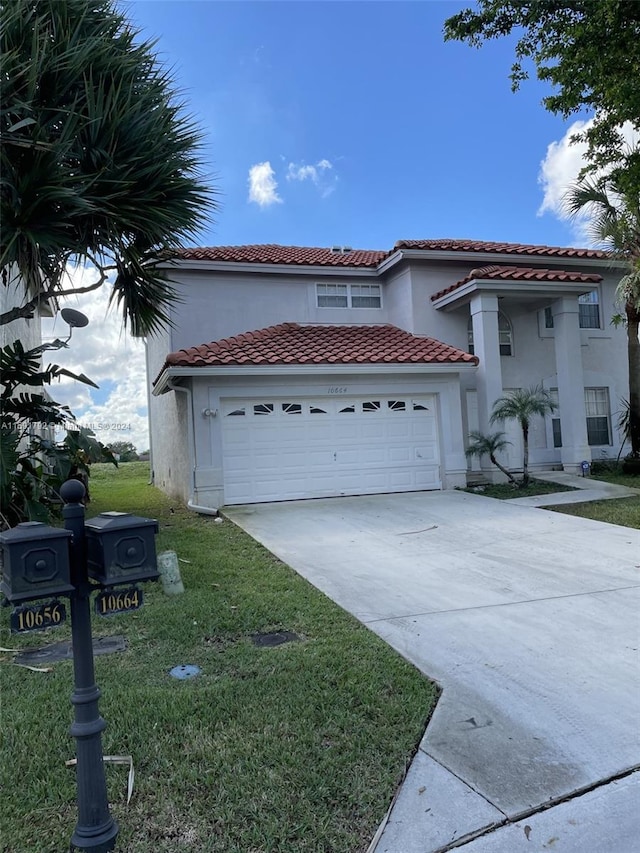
[522,424,530,485]
[627,300,640,457]
[489,453,518,484]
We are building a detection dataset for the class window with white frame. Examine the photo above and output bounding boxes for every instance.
[549,389,562,448]
[585,387,611,445]
[467,312,513,356]
[578,291,600,328]
[548,387,612,447]
[316,283,381,308]
[544,291,600,330]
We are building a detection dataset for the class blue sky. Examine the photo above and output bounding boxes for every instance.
[125,0,593,251]
[47,0,630,451]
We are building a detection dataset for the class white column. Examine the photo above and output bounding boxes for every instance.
[552,297,591,472]
[470,293,504,478]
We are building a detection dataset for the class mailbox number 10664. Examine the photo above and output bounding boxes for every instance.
[10,601,67,633]
[95,587,143,616]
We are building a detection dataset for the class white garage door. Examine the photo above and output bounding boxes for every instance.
[221,395,441,504]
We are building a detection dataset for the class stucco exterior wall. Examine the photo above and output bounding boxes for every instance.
[146,328,191,501]
[184,369,470,509]
[149,250,630,501]
[165,268,386,352]
[0,276,44,353]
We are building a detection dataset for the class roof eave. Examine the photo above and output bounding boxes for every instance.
[153,360,477,394]
[380,248,621,276]
[432,278,603,310]
[157,258,379,278]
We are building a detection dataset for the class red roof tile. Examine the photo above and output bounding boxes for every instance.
[171,239,610,269]
[431,265,603,302]
[395,239,609,260]
[174,244,386,267]
[161,323,477,373]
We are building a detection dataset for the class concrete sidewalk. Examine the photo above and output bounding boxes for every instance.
[510,470,640,507]
[224,483,640,853]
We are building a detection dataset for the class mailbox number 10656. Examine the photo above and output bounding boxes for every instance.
[10,601,66,633]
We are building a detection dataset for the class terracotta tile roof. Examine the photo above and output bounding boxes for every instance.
[162,323,477,373]
[174,244,386,267]
[395,239,609,260]
[431,265,603,302]
[171,239,609,269]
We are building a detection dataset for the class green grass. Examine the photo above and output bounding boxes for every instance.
[0,463,437,853]
[461,477,576,500]
[545,461,640,529]
[546,497,640,529]
[588,461,640,489]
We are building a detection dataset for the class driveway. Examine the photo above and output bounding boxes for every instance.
[224,490,640,851]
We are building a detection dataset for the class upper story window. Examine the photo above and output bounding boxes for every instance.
[467,312,513,356]
[316,283,381,309]
[544,290,600,330]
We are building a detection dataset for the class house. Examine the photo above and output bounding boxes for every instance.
[147,239,628,509]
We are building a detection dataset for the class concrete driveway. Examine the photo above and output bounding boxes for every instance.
[224,490,640,851]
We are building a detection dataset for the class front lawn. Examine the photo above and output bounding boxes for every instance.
[547,497,640,529]
[589,461,640,489]
[461,478,576,500]
[0,463,437,853]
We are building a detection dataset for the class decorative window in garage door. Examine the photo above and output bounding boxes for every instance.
[223,397,434,418]
[254,403,274,415]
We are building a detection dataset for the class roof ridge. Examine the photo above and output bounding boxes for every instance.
[172,239,609,267]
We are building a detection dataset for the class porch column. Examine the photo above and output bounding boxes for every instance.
[552,296,591,472]
[470,293,504,476]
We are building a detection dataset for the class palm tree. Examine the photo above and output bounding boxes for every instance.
[465,431,518,485]
[490,386,557,485]
[1,0,216,335]
[0,0,216,523]
[564,163,640,468]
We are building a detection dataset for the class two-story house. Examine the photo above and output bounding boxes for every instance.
[147,239,628,509]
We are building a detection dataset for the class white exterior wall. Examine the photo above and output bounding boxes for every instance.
[165,268,386,352]
[148,252,629,503]
[0,274,45,353]
[146,328,191,501]
[184,370,469,510]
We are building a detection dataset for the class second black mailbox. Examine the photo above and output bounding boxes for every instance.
[85,511,159,587]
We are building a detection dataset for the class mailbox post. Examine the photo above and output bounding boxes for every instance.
[62,479,119,853]
[0,480,159,852]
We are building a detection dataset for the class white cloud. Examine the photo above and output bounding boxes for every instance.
[248,161,282,207]
[40,265,150,452]
[537,119,592,219]
[538,119,638,242]
[286,158,336,198]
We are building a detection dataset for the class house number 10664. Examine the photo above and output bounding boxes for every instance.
[327,386,347,394]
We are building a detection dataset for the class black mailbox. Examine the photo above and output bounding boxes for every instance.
[0,522,74,603]
[85,512,159,586]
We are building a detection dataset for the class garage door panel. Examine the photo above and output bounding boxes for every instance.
[388,446,412,463]
[416,446,439,463]
[222,394,441,503]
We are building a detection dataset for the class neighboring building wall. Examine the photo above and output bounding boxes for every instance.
[146,328,191,501]
[0,275,43,352]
